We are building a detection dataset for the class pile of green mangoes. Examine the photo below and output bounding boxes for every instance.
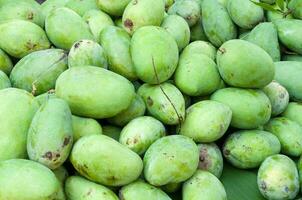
[0,0,301,199]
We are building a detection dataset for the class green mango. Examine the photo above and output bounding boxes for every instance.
[138,82,185,125]
[53,166,69,184]
[144,135,199,186]
[245,22,280,61]
[217,40,275,88]
[0,159,62,200]
[274,19,302,54]
[162,182,181,193]
[0,49,13,75]
[10,49,67,96]
[68,40,107,69]
[122,0,165,34]
[119,116,166,155]
[115,18,123,28]
[288,0,302,19]
[190,19,208,42]
[120,180,172,200]
[266,3,293,22]
[0,71,11,89]
[182,40,216,60]
[264,117,302,157]
[100,26,137,80]
[70,134,143,186]
[96,0,131,16]
[282,54,302,62]
[45,7,94,50]
[0,88,39,161]
[65,176,119,200]
[55,66,135,119]
[274,61,302,101]
[282,102,302,126]
[297,156,302,191]
[257,155,299,199]
[108,94,146,126]
[223,130,281,169]
[179,100,232,142]
[0,20,50,58]
[65,0,98,16]
[198,143,223,178]
[262,81,289,116]
[34,91,56,106]
[41,0,68,18]
[183,170,227,200]
[165,0,174,10]
[161,15,190,51]
[211,88,271,129]
[102,125,121,141]
[72,115,102,142]
[202,0,237,47]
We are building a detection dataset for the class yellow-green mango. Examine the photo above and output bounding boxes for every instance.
[65,0,98,16]
[282,102,302,126]
[165,0,174,10]
[53,166,69,184]
[0,71,11,89]
[288,0,302,19]
[0,20,50,58]
[41,0,68,18]
[115,18,123,28]
[282,54,302,62]
[70,134,143,186]
[55,66,135,119]
[96,0,131,16]
[34,91,56,106]
[102,125,121,141]
[0,49,13,75]
[72,115,102,142]
[190,19,208,42]
[181,40,216,60]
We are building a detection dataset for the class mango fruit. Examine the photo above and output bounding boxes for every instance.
[0,71,11,89]
[72,115,102,142]
[190,19,208,42]
[65,0,98,16]
[41,0,68,18]
[96,0,131,16]
[102,125,121,141]
[288,0,302,19]
[182,40,216,61]
[0,49,13,75]
[53,166,69,184]
[282,55,302,62]
[282,102,302,126]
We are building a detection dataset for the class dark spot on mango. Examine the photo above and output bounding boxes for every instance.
[147,96,154,106]
[260,181,267,191]
[133,0,138,5]
[27,12,34,20]
[42,151,53,160]
[218,48,226,54]
[74,41,81,49]
[63,136,71,147]
[86,189,92,196]
[223,149,230,156]
[124,19,134,30]
[26,41,37,50]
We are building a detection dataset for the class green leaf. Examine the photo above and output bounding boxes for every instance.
[250,1,279,12]
[276,0,285,10]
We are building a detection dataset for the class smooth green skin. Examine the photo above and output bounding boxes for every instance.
[223,130,281,169]
[183,170,227,200]
[182,41,216,60]
[41,0,68,18]
[161,15,190,51]
[0,1,44,27]
[34,91,56,106]
[70,134,143,186]
[119,116,166,155]
[168,0,200,27]
[275,61,302,101]
[190,19,208,42]
[263,81,289,116]
[217,40,275,88]
[264,117,302,157]
[131,26,179,84]
[65,0,98,16]
[100,26,137,80]
[0,71,11,89]
[257,155,299,199]
[27,98,73,169]
[72,115,102,142]
[83,9,114,41]
[108,94,146,126]
[179,100,232,142]
[56,66,135,119]
[0,88,38,161]
[53,166,69,184]
[266,3,293,22]
[162,182,181,193]
[282,102,302,126]
[211,88,272,129]
[138,82,185,125]
[274,19,302,54]
[0,159,62,200]
[45,7,94,50]
[198,143,223,178]
[102,125,121,141]
[245,22,280,61]
[68,40,107,69]
[283,55,302,62]
[175,54,221,96]
[65,176,118,200]
[0,20,50,58]
[202,0,237,47]
[0,49,13,75]
[10,49,67,96]
[96,0,131,16]
[288,0,302,19]
[122,0,165,35]
[144,135,199,186]
[120,180,172,200]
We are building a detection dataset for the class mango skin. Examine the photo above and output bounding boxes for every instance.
[65,0,98,16]
[120,180,172,200]
[162,182,181,193]
[96,0,131,16]
[266,4,293,22]
[10,49,68,96]
[102,125,121,141]
[34,91,56,106]
[144,135,199,186]
[0,20,50,58]
[138,82,185,125]
[0,88,39,161]
[223,130,281,169]
[70,134,143,186]
[183,170,227,200]
[282,102,302,126]
[263,81,289,116]
[122,0,165,35]
[264,117,302,157]
[65,176,119,200]
[257,155,299,200]
[45,7,94,50]
[0,49,13,75]
[68,40,107,69]
[100,26,137,80]
[131,26,178,84]
[0,71,11,89]
[275,61,302,101]
[119,116,166,155]
[211,88,272,129]
[41,0,68,18]
[288,0,302,19]
[53,166,69,184]
[190,19,208,42]
[180,100,232,143]
[72,115,102,142]
[282,55,302,62]
[182,41,216,61]
[55,66,135,119]
[202,0,237,47]
[0,159,62,200]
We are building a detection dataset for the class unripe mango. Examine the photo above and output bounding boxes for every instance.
[41,0,68,18]
[0,49,13,75]
[72,115,102,142]
[282,102,302,126]
[288,0,302,19]
[65,0,98,16]
[190,19,208,42]
[96,0,131,16]
[102,125,121,141]
[282,55,302,62]
[181,41,216,60]
[0,71,11,89]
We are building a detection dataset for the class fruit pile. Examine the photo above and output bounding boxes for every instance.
[0,0,301,199]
